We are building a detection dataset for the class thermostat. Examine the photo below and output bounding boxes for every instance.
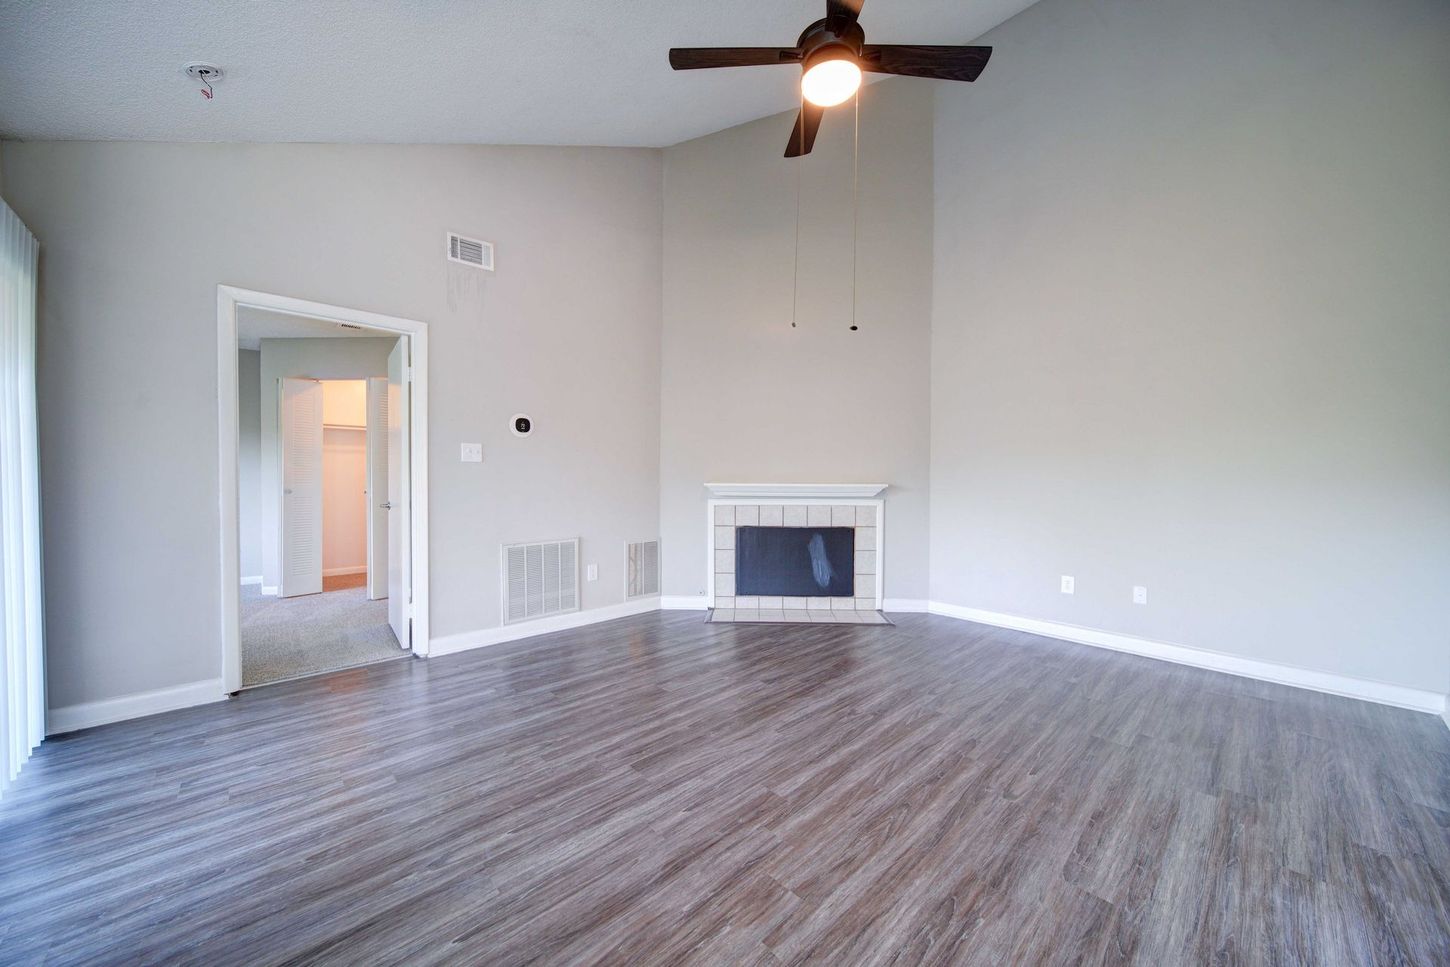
[510,414,533,437]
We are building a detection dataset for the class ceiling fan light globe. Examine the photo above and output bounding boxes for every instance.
[801,58,862,107]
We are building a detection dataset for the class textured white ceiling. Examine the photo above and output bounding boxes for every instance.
[0,0,1035,146]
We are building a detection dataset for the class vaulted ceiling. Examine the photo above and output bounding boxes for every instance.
[0,0,1036,146]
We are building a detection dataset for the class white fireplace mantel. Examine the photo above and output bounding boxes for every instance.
[704,483,888,500]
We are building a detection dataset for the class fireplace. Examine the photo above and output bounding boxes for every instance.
[705,483,887,618]
[735,526,855,598]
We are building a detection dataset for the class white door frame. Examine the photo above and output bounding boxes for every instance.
[216,285,431,693]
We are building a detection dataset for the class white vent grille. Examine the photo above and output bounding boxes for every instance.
[447,232,494,270]
[503,538,578,623]
[626,540,659,599]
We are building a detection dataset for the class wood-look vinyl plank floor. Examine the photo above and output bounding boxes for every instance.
[2,611,1448,965]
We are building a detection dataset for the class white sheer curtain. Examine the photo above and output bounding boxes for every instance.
[0,198,43,799]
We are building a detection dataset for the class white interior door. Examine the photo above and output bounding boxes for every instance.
[387,340,411,648]
[280,377,324,597]
[365,376,389,600]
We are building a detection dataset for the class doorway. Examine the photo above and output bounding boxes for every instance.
[218,287,430,693]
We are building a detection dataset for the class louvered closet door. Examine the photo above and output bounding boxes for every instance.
[280,378,324,597]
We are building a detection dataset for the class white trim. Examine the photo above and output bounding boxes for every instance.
[662,595,709,610]
[240,575,262,586]
[260,585,279,597]
[218,285,432,694]
[705,483,888,499]
[927,602,1449,715]
[883,598,929,613]
[47,679,227,736]
[1443,709,1450,733]
[430,597,661,657]
[323,565,367,577]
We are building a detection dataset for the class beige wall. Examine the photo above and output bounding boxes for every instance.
[321,380,368,574]
[321,379,366,428]
[929,0,1450,689]
[1,142,663,708]
[660,79,935,603]
[322,427,367,574]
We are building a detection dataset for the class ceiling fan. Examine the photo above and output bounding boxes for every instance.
[669,0,992,157]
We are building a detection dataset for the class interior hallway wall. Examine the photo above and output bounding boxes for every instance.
[928,0,1450,690]
[237,349,262,579]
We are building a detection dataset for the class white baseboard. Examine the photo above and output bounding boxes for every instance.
[430,597,664,657]
[927,602,1448,716]
[323,565,367,577]
[261,585,279,596]
[660,595,710,610]
[240,575,262,586]
[883,598,929,613]
[47,679,227,736]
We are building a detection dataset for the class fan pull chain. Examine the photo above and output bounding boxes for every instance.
[850,88,860,332]
[791,90,803,329]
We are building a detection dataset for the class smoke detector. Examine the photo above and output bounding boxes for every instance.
[183,63,223,83]
[183,63,223,99]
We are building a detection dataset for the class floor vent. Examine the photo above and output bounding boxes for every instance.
[447,232,494,270]
[626,540,660,598]
[503,538,578,623]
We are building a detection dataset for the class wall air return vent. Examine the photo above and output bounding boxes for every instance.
[626,540,660,599]
[502,538,578,624]
[447,232,494,270]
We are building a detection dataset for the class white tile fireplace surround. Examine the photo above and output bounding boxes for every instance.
[706,484,886,620]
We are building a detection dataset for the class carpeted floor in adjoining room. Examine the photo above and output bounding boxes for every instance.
[240,583,406,687]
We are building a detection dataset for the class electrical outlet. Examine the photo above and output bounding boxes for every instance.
[1060,575,1075,595]
[586,564,598,582]
[1133,586,1148,604]
[460,442,483,463]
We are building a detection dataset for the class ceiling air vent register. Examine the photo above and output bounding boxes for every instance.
[447,232,494,270]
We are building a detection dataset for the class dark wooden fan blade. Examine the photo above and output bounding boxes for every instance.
[860,45,993,82]
[785,103,825,158]
[669,47,800,70]
[826,0,864,26]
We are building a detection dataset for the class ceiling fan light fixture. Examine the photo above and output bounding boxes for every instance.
[668,0,993,157]
[801,56,861,107]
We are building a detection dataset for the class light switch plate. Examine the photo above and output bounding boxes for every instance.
[1060,575,1075,595]
[1133,586,1148,604]
[586,564,598,582]
[460,443,483,463]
